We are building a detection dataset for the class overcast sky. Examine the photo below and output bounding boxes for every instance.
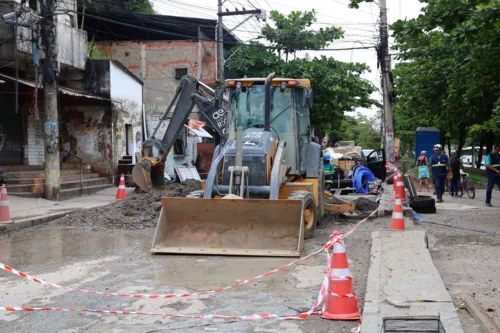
[152,0,424,117]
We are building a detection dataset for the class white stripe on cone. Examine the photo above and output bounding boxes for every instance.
[332,268,351,279]
[333,242,346,253]
[392,212,404,219]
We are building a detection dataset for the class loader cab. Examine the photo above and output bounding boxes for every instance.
[226,78,313,175]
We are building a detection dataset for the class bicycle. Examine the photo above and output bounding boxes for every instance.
[448,170,475,199]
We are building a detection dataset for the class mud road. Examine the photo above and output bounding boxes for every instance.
[0,189,386,333]
[416,190,500,332]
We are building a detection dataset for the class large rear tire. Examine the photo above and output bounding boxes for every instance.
[288,191,317,239]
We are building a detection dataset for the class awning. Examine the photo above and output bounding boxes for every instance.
[0,73,110,101]
[184,124,213,138]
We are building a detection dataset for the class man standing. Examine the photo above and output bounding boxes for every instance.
[485,144,500,207]
[428,144,450,203]
[449,150,463,198]
[323,153,335,190]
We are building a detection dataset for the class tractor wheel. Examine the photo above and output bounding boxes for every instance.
[288,191,317,239]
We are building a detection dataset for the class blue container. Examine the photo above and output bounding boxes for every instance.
[415,127,440,161]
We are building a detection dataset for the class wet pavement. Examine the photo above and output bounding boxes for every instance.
[0,214,377,333]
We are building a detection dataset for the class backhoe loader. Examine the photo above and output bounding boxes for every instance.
[134,73,324,257]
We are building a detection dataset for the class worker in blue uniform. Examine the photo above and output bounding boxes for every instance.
[323,153,335,191]
[485,144,500,207]
[428,144,450,203]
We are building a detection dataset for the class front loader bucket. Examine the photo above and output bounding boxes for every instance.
[151,197,305,257]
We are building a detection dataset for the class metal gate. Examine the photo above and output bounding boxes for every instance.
[0,95,23,165]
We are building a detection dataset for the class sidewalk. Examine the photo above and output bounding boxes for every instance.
[361,230,464,333]
[1,187,136,234]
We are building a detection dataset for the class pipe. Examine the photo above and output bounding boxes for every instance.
[213,186,270,197]
[264,72,275,132]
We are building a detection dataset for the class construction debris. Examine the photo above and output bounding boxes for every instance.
[56,180,201,231]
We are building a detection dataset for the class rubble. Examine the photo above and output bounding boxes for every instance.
[56,180,201,231]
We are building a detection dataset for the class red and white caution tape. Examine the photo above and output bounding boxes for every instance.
[0,247,335,321]
[0,306,318,320]
[0,200,390,300]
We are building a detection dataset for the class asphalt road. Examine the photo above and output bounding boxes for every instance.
[0,209,385,333]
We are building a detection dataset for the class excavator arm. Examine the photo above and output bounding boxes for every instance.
[132,74,227,191]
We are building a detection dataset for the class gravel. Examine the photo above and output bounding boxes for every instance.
[56,180,201,231]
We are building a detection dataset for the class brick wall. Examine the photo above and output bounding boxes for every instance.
[96,40,217,116]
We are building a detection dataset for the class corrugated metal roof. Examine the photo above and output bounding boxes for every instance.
[0,74,110,101]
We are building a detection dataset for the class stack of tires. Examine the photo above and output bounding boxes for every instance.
[403,173,436,214]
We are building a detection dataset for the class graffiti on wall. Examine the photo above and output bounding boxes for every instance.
[61,107,113,176]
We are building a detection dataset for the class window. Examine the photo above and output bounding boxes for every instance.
[175,68,188,79]
[233,85,293,134]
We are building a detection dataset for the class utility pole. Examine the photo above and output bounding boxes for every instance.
[40,0,60,200]
[217,2,263,84]
[217,0,224,83]
[379,0,395,162]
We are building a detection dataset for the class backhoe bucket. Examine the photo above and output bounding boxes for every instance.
[132,159,166,192]
[151,197,305,257]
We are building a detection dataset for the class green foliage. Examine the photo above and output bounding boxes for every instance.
[84,0,155,14]
[226,10,377,139]
[262,10,343,60]
[88,43,109,59]
[390,0,500,154]
[330,113,382,148]
[348,0,375,9]
[122,0,154,14]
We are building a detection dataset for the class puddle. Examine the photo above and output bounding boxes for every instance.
[0,226,151,267]
[142,256,292,291]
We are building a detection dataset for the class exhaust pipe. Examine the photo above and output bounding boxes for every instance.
[264,72,275,132]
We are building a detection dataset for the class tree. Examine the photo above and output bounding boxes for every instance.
[262,10,343,61]
[81,0,155,14]
[226,10,378,140]
[330,113,382,148]
[389,0,500,166]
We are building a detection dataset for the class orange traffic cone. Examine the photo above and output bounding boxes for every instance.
[0,184,12,223]
[395,173,407,200]
[391,199,406,230]
[116,174,127,201]
[392,171,399,191]
[322,232,360,320]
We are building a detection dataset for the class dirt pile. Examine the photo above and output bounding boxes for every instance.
[355,197,379,213]
[57,180,201,231]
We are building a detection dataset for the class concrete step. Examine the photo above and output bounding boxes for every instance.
[119,159,133,165]
[61,177,111,190]
[5,173,101,184]
[61,163,91,170]
[8,191,44,198]
[6,169,93,179]
[5,173,102,193]
[0,165,43,172]
[60,183,114,200]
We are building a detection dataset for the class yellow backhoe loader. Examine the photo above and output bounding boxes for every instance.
[134,73,325,257]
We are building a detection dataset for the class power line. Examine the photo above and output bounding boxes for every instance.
[77,9,377,50]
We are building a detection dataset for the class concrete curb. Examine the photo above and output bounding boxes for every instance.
[0,211,74,234]
[360,230,464,333]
